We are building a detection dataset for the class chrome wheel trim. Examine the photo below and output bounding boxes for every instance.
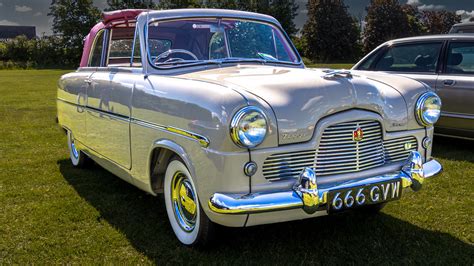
[70,138,79,159]
[171,171,197,232]
[67,131,81,166]
[164,160,201,245]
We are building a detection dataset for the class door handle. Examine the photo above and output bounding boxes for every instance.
[443,79,456,86]
[84,79,92,84]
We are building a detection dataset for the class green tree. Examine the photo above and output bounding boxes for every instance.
[48,0,101,66]
[421,10,461,34]
[162,0,299,36]
[157,0,203,8]
[363,0,409,53]
[302,0,361,62]
[266,0,299,36]
[106,0,156,10]
[402,4,426,35]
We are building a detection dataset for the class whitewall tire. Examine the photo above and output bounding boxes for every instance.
[164,158,214,246]
[67,130,89,168]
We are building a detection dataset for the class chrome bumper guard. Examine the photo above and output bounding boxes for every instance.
[209,151,442,215]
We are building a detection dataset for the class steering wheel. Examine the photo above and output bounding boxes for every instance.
[154,49,198,64]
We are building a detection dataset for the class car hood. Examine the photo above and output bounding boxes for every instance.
[179,65,427,144]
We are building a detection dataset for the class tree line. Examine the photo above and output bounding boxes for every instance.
[0,0,462,69]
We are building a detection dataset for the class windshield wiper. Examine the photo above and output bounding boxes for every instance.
[215,57,268,64]
[155,59,220,67]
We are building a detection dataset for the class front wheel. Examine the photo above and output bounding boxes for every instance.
[67,130,89,168]
[164,158,214,246]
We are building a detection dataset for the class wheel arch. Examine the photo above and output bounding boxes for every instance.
[148,139,196,194]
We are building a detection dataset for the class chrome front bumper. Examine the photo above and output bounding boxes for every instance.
[209,151,442,215]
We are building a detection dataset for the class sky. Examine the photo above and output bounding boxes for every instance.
[0,0,473,36]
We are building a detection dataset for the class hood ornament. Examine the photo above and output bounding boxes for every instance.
[352,127,364,142]
[322,69,353,79]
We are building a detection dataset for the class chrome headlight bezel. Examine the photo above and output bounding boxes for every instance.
[230,106,268,148]
[415,91,442,126]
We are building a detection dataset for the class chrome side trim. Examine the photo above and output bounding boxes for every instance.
[209,152,442,215]
[440,111,474,120]
[87,106,130,122]
[132,119,210,148]
[57,98,210,148]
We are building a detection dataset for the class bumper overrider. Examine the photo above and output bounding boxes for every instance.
[209,151,442,215]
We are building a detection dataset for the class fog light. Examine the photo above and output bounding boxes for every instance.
[244,161,258,176]
[422,137,432,149]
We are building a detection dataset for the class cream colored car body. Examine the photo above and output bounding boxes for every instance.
[57,9,439,228]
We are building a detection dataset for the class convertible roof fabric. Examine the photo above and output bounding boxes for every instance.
[79,9,145,67]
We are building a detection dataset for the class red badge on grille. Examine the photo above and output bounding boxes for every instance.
[352,127,364,142]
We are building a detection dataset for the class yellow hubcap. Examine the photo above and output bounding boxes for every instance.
[171,171,197,232]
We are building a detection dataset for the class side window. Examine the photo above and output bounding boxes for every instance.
[131,27,141,67]
[108,27,135,66]
[374,42,442,73]
[209,32,227,59]
[274,32,290,62]
[357,49,382,70]
[446,42,474,74]
[89,30,105,67]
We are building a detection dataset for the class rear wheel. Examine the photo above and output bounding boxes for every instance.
[67,130,89,168]
[164,158,214,246]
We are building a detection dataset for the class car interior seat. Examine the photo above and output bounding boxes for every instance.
[446,53,464,73]
[376,56,394,71]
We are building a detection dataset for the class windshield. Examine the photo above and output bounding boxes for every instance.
[147,18,300,68]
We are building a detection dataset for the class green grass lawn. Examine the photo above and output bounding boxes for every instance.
[0,70,473,264]
[306,63,354,69]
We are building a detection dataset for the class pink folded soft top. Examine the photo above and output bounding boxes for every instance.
[79,9,145,67]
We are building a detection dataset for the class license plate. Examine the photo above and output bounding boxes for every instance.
[327,179,402,212]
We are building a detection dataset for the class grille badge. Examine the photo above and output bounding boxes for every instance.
[352,127,364,142]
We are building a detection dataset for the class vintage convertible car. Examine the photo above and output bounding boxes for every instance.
[57,9,443,246]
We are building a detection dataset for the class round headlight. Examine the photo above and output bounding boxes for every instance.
[230,106,268,148]
[416,92,442,126]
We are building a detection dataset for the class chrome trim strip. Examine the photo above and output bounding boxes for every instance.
[209,154,442,215]
[57,98,210,147]
[131,119,210,148]
[440,111,474,120]
[86,106,130,122]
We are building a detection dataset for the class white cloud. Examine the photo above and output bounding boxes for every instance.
[407,0,445,11]
[0,19,19,26]
[418,4,445,11]
[15,5,32,12]
[456,10,474,23]
[33,12,42,17]
[406,0,420,5]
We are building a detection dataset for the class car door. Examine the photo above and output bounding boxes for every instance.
[370,41,444,89]
[435,41,474,138]
[86,28,134,169]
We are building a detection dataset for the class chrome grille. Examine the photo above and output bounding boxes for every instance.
[315,120,384,176]
[384,136,418,162]
[262,120,418,180]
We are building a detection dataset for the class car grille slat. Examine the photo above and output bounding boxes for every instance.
[263,120,418,180]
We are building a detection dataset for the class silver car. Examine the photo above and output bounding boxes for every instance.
[353,35,474,140]
[57,9,442,246]
[450,22,474,33]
